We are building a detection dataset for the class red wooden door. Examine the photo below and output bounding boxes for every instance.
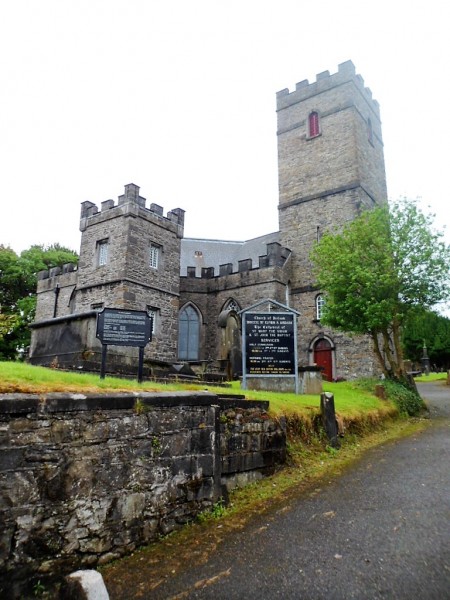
[314,339,333,381]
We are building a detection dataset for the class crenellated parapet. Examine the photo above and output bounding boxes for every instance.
[34,264,79,321]
[276,60,380,119]
[183,241,291,279]
[37,262,77,282]
[80,183,185,237]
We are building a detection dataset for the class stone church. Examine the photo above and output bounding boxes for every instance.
[30,60,387,382]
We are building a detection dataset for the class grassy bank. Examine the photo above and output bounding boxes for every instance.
[0,361,394,416]
[0,361,400,442]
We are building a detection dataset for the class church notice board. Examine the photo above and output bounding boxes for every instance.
[96,308,152,347]
[96,308,153,381]
[243,312,296,376]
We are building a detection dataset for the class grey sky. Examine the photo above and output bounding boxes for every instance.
[1,0,448,261]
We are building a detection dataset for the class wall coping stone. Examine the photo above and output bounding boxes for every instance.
[30,310,98,329]
[0,392,269,415]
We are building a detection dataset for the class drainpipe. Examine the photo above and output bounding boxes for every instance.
[53,284,60,318]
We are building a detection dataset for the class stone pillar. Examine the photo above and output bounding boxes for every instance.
[320,392,340,448]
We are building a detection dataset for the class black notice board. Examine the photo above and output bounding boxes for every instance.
[245,312,295,375]
[96,308,152,348]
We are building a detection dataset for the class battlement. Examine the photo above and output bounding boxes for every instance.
[276,60,380,116]
[183,241,291,279]
[80,183,185,229]
[37,262,78,282]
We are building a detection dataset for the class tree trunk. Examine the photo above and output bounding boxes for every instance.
[371,331,390,377]
[391,317,405,378]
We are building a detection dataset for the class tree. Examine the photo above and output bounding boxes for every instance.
[402,308,450,370]
[310,199,450,379]
[0,244,78,359]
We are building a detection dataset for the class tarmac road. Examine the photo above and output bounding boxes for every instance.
[113,381,450,600]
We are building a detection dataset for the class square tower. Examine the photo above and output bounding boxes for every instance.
[277,61,387,379]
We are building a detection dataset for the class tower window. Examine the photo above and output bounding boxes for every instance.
[308,112,320,138]
[97,239,109,266]
[149,243,160,269]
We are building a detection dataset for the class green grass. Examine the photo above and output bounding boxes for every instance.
[223,379,390,419]
[0,361,182,394]
[0,361,395,421]
[415,371,447,382]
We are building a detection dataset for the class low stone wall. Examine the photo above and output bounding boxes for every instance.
[0,392,285,597]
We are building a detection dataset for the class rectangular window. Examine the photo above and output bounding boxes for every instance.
[149,244,160,269]
[308,112,320,138]
[97,239,109,266]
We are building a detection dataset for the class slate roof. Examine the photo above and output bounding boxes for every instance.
[180,231,280,276]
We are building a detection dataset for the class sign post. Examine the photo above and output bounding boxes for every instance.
[241,299,299,393]
[96,308,152,382]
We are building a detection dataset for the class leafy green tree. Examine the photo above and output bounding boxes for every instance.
[0,244,78,359]
[311,199,450,379]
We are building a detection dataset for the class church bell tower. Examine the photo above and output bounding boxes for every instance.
[276,61,387,380]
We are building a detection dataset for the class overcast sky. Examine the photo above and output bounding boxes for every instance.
[1,0,449,260]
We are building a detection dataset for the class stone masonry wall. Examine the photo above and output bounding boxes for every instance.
[0,392,285,597]
[35,268,78,322]
[180,266,289,363]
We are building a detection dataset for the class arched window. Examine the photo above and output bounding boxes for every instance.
[178,304,200,360]
[222,298,240,313]
[308,111,320,138]
[316,294,325,320]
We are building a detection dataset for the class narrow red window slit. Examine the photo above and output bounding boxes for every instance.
[309,112,320,137]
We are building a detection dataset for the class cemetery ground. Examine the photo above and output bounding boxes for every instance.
[0,362,444,598]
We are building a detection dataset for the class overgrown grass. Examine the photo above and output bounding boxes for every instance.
[0,362,396,422]
[355,377,426,416]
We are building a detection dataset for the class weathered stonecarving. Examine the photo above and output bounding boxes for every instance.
[30,61,387,381]
[0,392,286,597]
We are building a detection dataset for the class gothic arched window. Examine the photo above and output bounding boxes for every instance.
[308,111,320,138]
[178,304,200,360]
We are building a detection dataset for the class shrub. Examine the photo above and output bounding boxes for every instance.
[382,378,426,416]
